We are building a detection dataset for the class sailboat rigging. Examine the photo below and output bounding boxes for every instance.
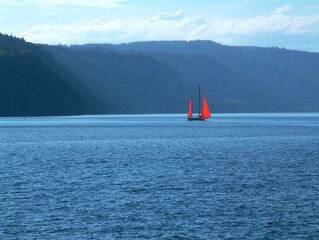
[187,85,211,121]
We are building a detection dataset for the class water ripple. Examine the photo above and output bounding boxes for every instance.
[1,113,319,239]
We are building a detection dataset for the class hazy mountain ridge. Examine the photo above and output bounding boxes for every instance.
[144,52,288,112]
[79,41,319,112]
[45,46,192,114]
[1,33,319,116]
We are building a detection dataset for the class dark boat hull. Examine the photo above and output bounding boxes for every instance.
[187,116,206,121]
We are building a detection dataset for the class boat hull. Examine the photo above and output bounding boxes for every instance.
[187,116,207,121]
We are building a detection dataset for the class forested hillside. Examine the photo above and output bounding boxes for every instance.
[78,41,319,112]
[2,33,319,116]
[0,47,82,116]
[0,33,99,116]
[45,46,191,113]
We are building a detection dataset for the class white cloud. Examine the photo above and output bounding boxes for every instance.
[151,9,185,21]
[18,6,319,45]
[273,4,292,15]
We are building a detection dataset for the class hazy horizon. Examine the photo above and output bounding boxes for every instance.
[8,35,319,54]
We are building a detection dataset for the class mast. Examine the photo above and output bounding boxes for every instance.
[199,84,200,116]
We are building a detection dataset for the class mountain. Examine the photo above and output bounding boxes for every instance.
[2,33,318,115]
[78,41,319,112]
[45,46,191,114]
[0,33,100,115]
[144,52,287,112]
[0,47,82,116]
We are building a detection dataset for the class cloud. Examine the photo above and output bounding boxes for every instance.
[210,13,319,35]
[273,4,292,15]
[151,9,185,21]
[18,6,319,45]
[0,0,125,8]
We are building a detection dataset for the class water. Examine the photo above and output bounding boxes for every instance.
[1,113,319,239]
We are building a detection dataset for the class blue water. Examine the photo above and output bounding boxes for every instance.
[1,113,319,239]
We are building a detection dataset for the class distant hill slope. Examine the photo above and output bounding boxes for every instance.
[0,47,82,116]
[0,33,100,114]
[2,33,318,115]
[79,41,319,112]
[45,46,191,113]
[148,53,287,112]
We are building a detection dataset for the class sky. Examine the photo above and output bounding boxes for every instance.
[1,0,319,52]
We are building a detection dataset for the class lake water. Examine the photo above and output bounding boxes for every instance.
[1,113,319,239]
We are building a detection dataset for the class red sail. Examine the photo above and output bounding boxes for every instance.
[200,91,211,118]
[188,97,193,116]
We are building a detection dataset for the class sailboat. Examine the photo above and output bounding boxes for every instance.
[187,85,211,121]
